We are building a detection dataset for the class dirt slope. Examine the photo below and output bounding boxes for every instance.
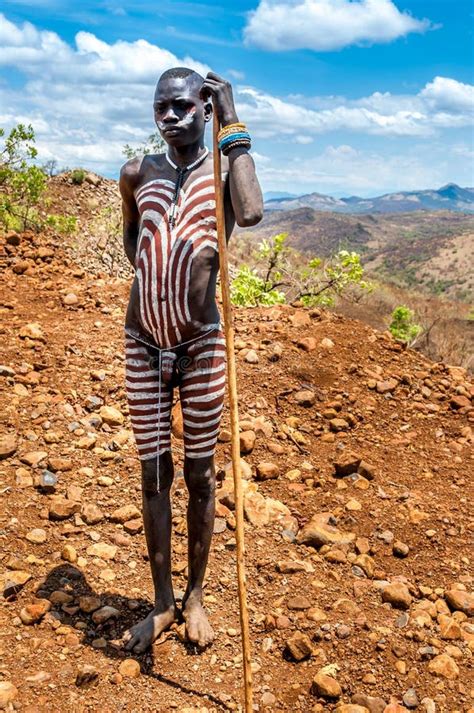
[0,228,473,713]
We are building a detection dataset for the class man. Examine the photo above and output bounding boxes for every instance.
[119,67,263,652]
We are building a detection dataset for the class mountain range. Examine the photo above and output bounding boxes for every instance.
[264,183,474,214]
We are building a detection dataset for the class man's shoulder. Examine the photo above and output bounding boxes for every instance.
[119,154,166,192]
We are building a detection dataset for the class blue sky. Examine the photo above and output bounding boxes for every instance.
[1,0,473,196]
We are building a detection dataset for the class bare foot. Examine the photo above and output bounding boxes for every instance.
[182,596,214,647]
[123,605,177,654]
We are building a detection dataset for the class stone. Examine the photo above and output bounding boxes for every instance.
[123,518,143,534]
[99,405,124,426]
[62,292,79,306]
[19,322,45,341]
[402,689,419,709]
[110,504,141,523]
[294,389,316,406]
[334,452,361,477]
[261,692,277,706]
[75,665,99,687]
[450,395,471,410]
[330,418,350,432]
[49,498,80,520]
[382,583,412,610]
[244,491,269,527]
[311,672,342,699]
[244,349,259,363]
[0,434,17,460]
[81,503,105,525]
[86,542,117,560]
[439,614,461,639]
[48,457,72,472]
[0,681,18,708]
[351,694,386,713]
[38,470,58,491]
[2,570,32,598]
[20,598,51,624]
[25,528,47,544]
[445,588,474,616]
[393,541,410,558]
[320,338,334,350]
[307,606,327,623]
[61,544,77,563]
[171,401,184,439]
[79,596,102,613]
[239,430,256,454]
[336,707,370,713]
[357,461,376,480]
[256,462,279,480]
[20,450,48,467]
[376,378,398,394]
[427,653,459,680]
[287,595,311,610]
[119,659,141,678]
[92,606,120,624]
[297,337,317,351]
[297,512,355,549]
[285,631,313,661]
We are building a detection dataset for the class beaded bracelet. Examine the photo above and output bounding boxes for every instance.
[219,131,251,149]
[222,139,252,156]
[217,122,247,143]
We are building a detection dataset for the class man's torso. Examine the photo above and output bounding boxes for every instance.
[125,153,233,348]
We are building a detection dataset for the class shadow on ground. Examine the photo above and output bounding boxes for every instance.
[37,564,233,711]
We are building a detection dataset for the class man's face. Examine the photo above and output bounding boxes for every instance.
[154,77,210,147]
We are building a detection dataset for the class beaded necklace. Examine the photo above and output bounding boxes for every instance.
[165,147,209,227]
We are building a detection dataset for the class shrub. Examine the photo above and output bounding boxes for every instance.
[0,124,47,231]
[71,169,86,185]
[389,305,422,344]
[230,265,286,307]
[45,213,77,236]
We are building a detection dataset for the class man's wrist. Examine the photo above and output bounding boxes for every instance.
[221,111,240,126]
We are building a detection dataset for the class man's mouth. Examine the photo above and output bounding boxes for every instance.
[162,126,181,135]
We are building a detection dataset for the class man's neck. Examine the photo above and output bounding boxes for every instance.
[167,140,206,169]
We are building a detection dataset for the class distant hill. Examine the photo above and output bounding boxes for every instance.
[265,183,474,214]
[263,191,298,202]
[235,208,474,301]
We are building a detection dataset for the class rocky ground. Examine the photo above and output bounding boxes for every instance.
[0,225,473,713]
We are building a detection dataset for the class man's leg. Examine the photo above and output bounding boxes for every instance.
[178,328,226,646]
[123,336,177,652]
[182,454,216,646]
[123,453,178,653]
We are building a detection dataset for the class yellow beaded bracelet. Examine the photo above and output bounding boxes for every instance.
[217,123,247,142]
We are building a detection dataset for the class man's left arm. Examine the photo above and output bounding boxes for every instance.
[201,72,264,228]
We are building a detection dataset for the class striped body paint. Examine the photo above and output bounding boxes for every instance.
[125,164,227,488]
[134,169,222,349]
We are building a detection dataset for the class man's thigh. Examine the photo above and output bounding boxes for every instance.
[178,330,226,459]
[125,336,174,460]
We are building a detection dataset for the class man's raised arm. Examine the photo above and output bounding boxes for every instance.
[119,159,140,267]
[201,72,264,228]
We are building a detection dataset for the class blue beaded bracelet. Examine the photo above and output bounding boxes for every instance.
[218,131,251,150]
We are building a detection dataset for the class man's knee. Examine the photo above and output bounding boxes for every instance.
[184,456,215,497]
[141,452,174,494]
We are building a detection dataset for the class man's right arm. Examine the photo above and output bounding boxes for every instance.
[119,159,141,268]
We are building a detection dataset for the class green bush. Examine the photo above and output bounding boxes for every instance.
[45,213,77,236]
[71,169,86,185]
[389,305,422,344]
[0,124,48,231]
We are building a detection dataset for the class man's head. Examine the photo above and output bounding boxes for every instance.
[154,67,211,147]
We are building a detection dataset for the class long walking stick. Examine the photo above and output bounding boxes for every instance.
[212,108,253,713]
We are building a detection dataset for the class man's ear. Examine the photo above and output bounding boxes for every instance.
[204,100,213,123]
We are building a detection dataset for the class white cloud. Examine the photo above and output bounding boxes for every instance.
[244,0,433,51]
[235,77,473,138]
[0,12,471,192]
[255,143,473,196]
[419,76,474,113]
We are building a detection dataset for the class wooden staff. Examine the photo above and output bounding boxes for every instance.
[212,108,253,713]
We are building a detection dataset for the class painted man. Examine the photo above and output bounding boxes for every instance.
[119,67,263,652]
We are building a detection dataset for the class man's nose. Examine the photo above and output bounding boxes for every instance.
[162,107,178,122]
